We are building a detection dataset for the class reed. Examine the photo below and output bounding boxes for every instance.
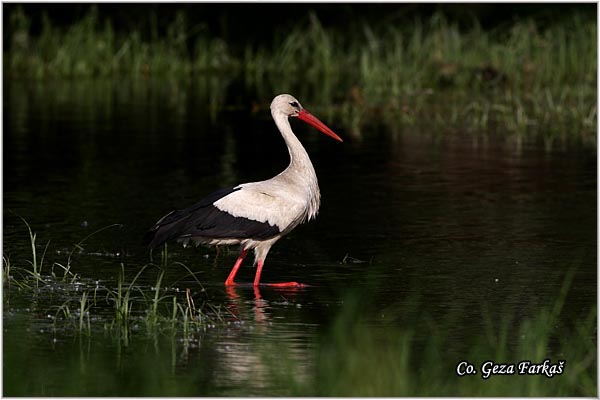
[4,7,595,139]
[6,6,237,79]
[6,7,594,88]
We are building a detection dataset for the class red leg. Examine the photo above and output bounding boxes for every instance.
[253,259,265,287]
[253,259,306,288]
[224,248,248,286]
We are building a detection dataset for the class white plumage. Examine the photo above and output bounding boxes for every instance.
[144,94,342,287]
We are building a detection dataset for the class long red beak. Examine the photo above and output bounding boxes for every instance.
[297,109,343,142]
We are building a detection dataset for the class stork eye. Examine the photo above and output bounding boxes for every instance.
[290,101,300,108]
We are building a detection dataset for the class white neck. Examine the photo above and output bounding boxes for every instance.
[271,109,321,220]
[272,111,309,165]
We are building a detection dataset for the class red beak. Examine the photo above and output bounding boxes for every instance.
[297,109,343,142]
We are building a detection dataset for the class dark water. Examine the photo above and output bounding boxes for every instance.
[3,79,596,396]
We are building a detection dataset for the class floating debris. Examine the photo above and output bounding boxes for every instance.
[341,253,367,264]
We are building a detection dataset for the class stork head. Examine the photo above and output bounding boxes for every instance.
[271,94,305,117]
[270,94,343,142]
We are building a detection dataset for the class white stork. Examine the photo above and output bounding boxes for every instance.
[143,94,343,287]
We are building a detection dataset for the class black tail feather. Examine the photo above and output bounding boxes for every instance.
[142,185,280,249]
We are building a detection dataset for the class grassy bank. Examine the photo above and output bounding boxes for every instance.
[6,7,595,88]
[5,7,596,139]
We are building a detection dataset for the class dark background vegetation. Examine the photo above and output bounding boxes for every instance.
[3,3,595,52]
[3,3,597,396]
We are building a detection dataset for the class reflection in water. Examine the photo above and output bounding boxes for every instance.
[252,286,268,324]
[176,284,315,395]
[3,79,596,396]
[225,284,307,325]
[224,284,269,324]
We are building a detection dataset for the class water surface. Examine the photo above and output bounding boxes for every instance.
[3,79,596,396]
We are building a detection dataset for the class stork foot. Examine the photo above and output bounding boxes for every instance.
[225,281,307,288]
[260,282,307,288]
[253,259,307,288]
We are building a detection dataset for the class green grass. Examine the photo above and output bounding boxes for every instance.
[3,216,233,342]
[2,212,50,288]
[247,11,595,95]
[307,307,595,396]
[258,270,596,396]
[6,6,238,78]
[4,7,596,139]
[7,8,594,89]
[3,217,596,396]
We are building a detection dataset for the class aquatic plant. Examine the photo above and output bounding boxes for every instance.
[2,215,595,396]
[2,213,50,287]
[3,216,232,342]
[3,6,596,139]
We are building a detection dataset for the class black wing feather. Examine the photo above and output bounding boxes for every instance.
[142,186,280,248]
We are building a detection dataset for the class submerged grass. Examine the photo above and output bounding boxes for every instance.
[3,217,596,396]
[4,217,234,342]
[2,213,50,288]
[4,6,596,139]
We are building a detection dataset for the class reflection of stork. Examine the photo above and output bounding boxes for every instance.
[225,285,304,326]
[224,285,269,324]
[144,94,343,287]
